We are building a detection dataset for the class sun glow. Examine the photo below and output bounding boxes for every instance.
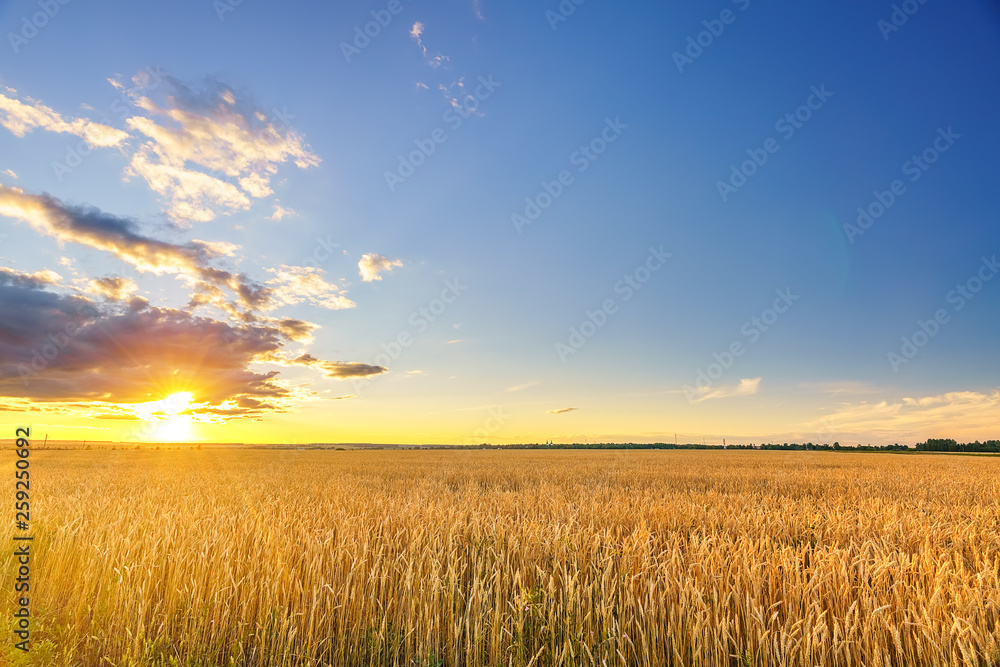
[132,391,197,442]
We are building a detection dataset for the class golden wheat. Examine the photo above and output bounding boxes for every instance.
[3,449,999,666]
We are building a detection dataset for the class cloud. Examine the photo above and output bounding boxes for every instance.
[446,339,465,344]
[506,380,540,392]
[358,253,403,282]
[410,21,427,55]
[547,407,578,414]
[803,389,1000,443]
[0,90,129,147]
[2,169,17,180]
[691,377,761,402]
[122,77,320,224]
[0,273,274,412]
[0,267,63,286]
[409,21,449,68]
[472,0,484,20]
[268,204,295,221]
[90,276,138,301]
[798,381,882,396]
[126,150,251,224]
[287,354,388,380]
[439,78,482,117]
[0,78,318,226]
[265,265,355,310]
[0,185,273,314]
[0,268,379,419]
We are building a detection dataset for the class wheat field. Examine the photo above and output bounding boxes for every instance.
[3,449,999,666]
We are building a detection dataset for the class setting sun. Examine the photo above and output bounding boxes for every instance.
[131,391,196,441]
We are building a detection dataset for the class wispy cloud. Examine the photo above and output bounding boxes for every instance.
[798,380,882,396]
[358,253,403,282]
[410,21,427,55]
[691,377,761,402]
[0,89,128,147]
[506,380,540,392]
[803,389,1000,442]
[427,54,450,69]
[410,21,449,68]
[439,78,483,117]
[547,407,578,414]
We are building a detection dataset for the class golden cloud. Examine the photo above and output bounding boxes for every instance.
[0,90,129,147]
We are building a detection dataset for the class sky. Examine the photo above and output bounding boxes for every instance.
[1,0,998,446]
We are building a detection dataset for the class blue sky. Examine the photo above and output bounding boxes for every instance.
[1,0,998,444]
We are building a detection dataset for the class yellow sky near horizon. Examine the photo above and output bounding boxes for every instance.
[9,383,1000,446]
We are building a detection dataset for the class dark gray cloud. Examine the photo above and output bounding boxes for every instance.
[0,274,375,418]
[290,354,388,379]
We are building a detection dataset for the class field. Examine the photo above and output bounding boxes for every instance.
[3,449,999,666]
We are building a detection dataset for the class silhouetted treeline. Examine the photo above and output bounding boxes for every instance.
[755,442,909,451]
[462,442,911,451]
[916,438,1000,452]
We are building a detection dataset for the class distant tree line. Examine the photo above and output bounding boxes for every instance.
[916,438,1000,452]
[439,440,999,452]
[754,442,909,451]
[464,442,911,451]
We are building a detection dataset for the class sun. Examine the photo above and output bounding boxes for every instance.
[162,392,194,414]
[132,391,197,442]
